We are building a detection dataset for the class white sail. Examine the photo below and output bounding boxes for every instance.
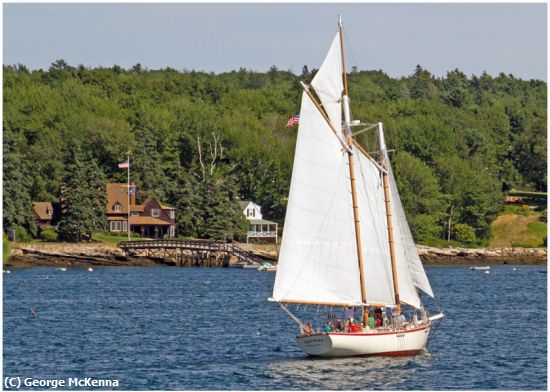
[352,148,396,306]
[386,158,434,298]
[272,92,362,305]
[311,30,344,130]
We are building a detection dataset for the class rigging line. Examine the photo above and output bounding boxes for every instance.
[352,123,379,137]
[343,25,359,73]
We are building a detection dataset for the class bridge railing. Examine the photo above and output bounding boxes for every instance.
[117,239,266,265]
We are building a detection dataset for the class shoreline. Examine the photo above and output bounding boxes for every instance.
[4,242,547,269]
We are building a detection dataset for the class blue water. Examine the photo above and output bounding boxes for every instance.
[3,265,547,390]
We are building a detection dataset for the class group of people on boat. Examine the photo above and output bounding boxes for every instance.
[300,306,424,336]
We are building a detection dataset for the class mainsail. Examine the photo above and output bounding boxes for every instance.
[352,147,395,306]
[273,26,433,310]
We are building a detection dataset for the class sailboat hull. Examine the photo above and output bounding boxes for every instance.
[296,325,430,357]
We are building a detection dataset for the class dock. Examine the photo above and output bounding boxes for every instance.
[117,239,265,267]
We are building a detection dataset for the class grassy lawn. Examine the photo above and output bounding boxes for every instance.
[418,238,464,248]
[490,211,547,248]
[92,232,133,244]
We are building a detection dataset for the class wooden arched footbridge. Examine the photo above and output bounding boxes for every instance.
[117,239,266,267]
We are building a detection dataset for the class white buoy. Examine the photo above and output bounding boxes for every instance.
[513,268,517,271]
[57,267,67,272]
[484,271,490,274]
[88,268,93,272]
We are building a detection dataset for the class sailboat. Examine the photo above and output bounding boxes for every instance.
[269,17,443,357]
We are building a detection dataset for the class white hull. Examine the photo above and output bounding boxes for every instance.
[297,325,430,357]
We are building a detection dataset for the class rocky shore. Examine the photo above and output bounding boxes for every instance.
[417,245,547,266]
[5,243,171,268]
[4,242,547,269]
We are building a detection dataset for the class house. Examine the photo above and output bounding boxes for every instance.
[32,202,55,229]
[106,183,176,238]
[239,201,278,243]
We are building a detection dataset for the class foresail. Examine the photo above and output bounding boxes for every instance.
[311,30,344,131]
[272,93,362,305]
[352,147,396,307]
[386,156,435,299]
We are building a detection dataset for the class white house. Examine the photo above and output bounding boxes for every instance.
[239,201,278,243]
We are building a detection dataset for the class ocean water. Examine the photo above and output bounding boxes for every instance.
[3,265,547,390]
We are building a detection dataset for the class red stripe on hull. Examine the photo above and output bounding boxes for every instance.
[368,349,422,357]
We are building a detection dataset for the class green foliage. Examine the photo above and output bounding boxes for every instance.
[39,228,58,242]
[3,236,11,264]
[453,223,477,245]
[394,151,445,241]
[13,225,32,243]
[2,63,546,245]
[56,140,106,242]
[3,126,36,235]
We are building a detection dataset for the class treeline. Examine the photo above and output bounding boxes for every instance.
[3,61,547,245]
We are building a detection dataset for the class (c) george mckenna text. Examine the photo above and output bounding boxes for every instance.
[21,377,119,388]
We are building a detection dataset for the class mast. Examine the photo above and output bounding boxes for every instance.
[378,122,401,314]
[338,17,368,319]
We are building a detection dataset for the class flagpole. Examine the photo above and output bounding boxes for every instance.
[127,151,131,242]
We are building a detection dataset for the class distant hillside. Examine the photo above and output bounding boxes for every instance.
[3,62,547,245]
[490,206,547,248]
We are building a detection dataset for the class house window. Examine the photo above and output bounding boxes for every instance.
[123,221,128,231]
[170,225,175,237]
[131,212,139,216]
[110,221,123,232]
[114,204,122,212]
[170,210,175,219]
[151,208,160,217]
[48,209,53,216]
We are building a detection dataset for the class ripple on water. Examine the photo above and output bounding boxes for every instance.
[3,266,547,390]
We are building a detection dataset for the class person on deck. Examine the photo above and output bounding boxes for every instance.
[399,312,409,328]
[368,314,375,329]
[344,319,350,333]
[344,306,354,321]
[374,313,383,327]
[304,323,312,336]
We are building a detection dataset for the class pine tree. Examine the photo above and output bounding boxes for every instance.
[56,141,98,242]
[2,126,36,236]
[84,155,108,232]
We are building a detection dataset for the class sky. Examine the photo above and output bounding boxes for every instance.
[3,3,548,80]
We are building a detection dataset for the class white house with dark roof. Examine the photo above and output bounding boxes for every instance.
[239,201,278,243]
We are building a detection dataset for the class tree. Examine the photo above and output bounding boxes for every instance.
[56,141,99,242]
[394,151,445,241]
[3,126,36,236]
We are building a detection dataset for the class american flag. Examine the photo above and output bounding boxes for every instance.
[118,159,129,169]
[286,113,300,128]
